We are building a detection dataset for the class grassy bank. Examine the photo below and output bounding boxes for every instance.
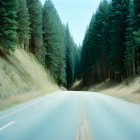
[88,77,140,103]
[0,88,58,110]
[73,77,140,104]
[0,48,58,110]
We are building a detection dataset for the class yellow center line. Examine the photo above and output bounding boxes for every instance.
[75,98,95,140]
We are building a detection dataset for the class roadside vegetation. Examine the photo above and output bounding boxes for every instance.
[0,0,80,108]
[80,0,140,86]
[0,0,80,91]
[0,48,58,110]
[73,76,140,103]
[72,0,140,103]
[0,0,140,106]
[89,76,140,104]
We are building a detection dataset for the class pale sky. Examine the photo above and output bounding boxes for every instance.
[41,0,101,45]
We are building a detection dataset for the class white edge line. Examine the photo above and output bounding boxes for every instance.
[0,97,47,120]
[0,92,58,120]
[0,121,15,132]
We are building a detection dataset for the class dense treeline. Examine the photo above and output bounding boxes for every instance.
[27,0,45,64]
[64,24,80,89]
[2,0,139,89]
[81,0,140,86]
[0,0,18,51]
[42,0,66,86]
[0,0,79,89]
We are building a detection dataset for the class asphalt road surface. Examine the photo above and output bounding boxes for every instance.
[0,91,140,140]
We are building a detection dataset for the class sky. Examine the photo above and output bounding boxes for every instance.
[41,0,101,45]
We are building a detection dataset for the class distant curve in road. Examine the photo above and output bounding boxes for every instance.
[0,91,140,140]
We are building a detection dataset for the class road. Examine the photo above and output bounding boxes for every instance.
[0,91,140,140]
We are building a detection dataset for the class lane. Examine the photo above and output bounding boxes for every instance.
[0,91,60,119]
[0,91,140,140]
[75,98,93,140]
[83,92,140,140]
[0,91,80,140]
[0,91,62,130]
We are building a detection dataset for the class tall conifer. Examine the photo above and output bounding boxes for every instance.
[0,0,18,51]
[27,0,45,63]
[17,0,30,50]
[42,0,66,86]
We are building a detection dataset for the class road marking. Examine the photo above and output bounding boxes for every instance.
[0,121,15,132]
[75,98,94,140]
[0,96,50,120]
[0,92,61,120]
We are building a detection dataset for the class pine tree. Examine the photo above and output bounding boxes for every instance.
[109,0,130,81]
[64,24,76,89]
[125,0,136,76]
[81,0,110,85]
[42,0,66,86]
[27,0,45,64]
[80,0,139,87]
[16,0,30,50]
[92,0,110,82]
[74,46,82,81]
[0,0,18,51]
[81,15,96,85]
[133,0,140,74]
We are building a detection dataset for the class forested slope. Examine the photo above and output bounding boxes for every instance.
[0,0,79,91]
[80,0,140,86]
[0,0,80,109]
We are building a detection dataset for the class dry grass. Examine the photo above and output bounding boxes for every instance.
[89,76,140,103]
[0,48,58,109]
[0,88,57,110]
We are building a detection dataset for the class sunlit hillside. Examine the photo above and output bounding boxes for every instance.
[0,48,58,109]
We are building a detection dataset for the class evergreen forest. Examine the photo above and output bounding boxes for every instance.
[0,0,140,89]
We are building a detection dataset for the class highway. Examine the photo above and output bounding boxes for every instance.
[0,91,140,140]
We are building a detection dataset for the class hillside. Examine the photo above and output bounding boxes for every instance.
[0,48,58,109]
[88,77,140,103]
[73,77,140,103]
